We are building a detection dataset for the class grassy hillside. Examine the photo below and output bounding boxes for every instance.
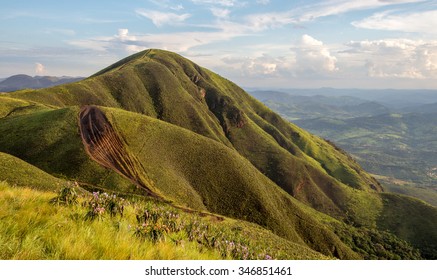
[0,181,329,260]
[377,193,437,259]
[254,91,437,207]
[0,107,140,195]
[0,152,65,191]
[2,49,436,259]
[383,183,437,207]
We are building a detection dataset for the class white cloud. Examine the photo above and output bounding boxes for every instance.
[294,35,338,75]
[222,53,292,77]
[172,4,184,11]
[352,10,437,34]
[136,9,190,27]
[191,0,239,7]
[297,0,424,22]
[256,0,270,4]
[69,27,244,55]
[35,63,45,75]
[244,11,295,31]
[218,36,339,80]
[148,0,184,11]
[210,7,231,19]
[233,0,423,33]
[343,39,437,79]
[69,38,110,52]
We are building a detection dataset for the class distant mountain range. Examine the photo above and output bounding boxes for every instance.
[250,90,390,120]
[249,88,437,108]
[250,90,437,207]
[0,74,84,92]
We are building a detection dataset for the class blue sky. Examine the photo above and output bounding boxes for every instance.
[1,0,437,89]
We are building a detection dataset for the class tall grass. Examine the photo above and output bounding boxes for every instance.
[0,182,326,260]
[0,181,219,260]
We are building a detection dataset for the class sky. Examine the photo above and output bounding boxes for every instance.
[1,0,437,89]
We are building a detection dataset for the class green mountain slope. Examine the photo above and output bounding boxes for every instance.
[1,49,436,259]
[0,152,65,191]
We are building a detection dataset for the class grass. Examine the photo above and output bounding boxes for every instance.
[0,182,219,259]
[0,152,65,192]
[0,107,139,194]
[0,103,358,258]
[0,181,327,260]
[376,193,437,259]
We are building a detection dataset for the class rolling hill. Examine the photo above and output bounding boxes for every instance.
[1,49,436,259]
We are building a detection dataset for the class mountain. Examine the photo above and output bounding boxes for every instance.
[403,102,437,114]
[250,90,390,120]
[1,49,436,259]
[0,74,84,92]
[249,88,437,109]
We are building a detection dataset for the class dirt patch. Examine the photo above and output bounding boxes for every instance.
[79,105,159,198]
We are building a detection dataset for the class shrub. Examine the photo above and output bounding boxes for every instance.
[134,203,183,243]
[84,191,125,221]
[50,182,79,205]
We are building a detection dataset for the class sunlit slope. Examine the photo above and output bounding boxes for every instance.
[0,107,137,194]
[0,152,65,191]
[7,49,382,217]
[0,96,52,118]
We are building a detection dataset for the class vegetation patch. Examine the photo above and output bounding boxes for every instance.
[0,182,328,260]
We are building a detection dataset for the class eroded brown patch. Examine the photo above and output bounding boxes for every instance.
[78,105,159,198]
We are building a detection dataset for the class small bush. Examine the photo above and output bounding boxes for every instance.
[84,191,125,221]
[50,182,79,206]
[134,222,170,243]
[134,203,183,243]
